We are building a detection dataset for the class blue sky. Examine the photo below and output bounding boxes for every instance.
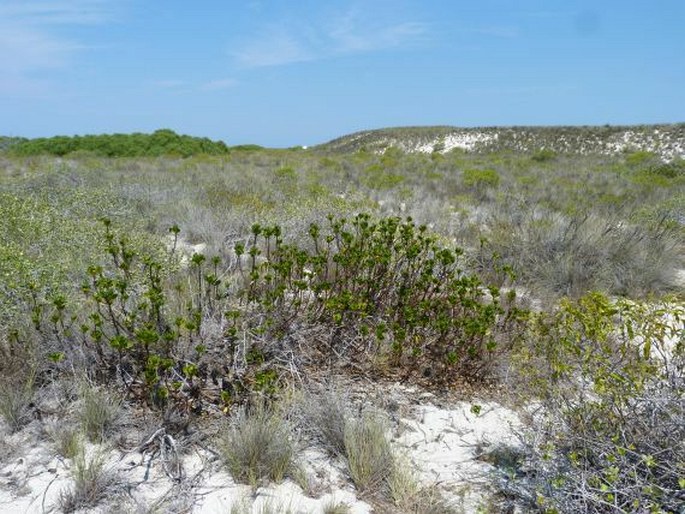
[1,0,683,147]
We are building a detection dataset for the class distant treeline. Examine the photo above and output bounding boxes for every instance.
[6,129,230,157]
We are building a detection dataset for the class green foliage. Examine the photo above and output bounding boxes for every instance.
[509,293,685,513]
[649,159,685,178]
[362,163,405,190]
[240,214,526,383]
[26,220,229,411]
[463,168,501,191]
[21,213,522,414]
[531,148,557,162]
[0,187,153,329]
[0,136,26,152]
[625,150,657,166]
[8,129,229,158]
[229,144,264,152]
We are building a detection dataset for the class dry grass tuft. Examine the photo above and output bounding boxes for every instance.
[343,411,394,496]
[78,382,122,443]
[0,373,35,433]
[59,445,119,513]
[219,402,296,486]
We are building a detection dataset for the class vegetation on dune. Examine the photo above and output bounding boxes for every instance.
[318,123,685,159]
[0,128,683,513]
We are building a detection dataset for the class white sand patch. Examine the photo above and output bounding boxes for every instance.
[0,424,373,514]
[441,132,499,153]
[0,378,527,513]
[196,448,371,514]
[401,132,499,154]
[165,234,207,267]
[395,400,522,510]
[0,428,72,514]
[674,268,685,288]
[199,480,370,514]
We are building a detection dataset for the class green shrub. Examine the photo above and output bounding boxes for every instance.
[362,164,405,190]
[531,148,557,162]
[240,214,526,383]
[507,293,685,513]
[463,168,501,191]
[22,214,519,415]
[648,159,685,179]
[24,219,230,411]
[625,150,657,166]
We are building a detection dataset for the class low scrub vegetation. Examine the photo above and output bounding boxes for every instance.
[0,130,683,512]
[503,294,684,513]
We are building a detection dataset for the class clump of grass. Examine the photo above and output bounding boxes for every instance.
[0,373,35,433]
[480,207,681,298]
[229,498,295,514]
[299,386,349,457]
[322,501,352,514]
[59,445,119,513]
[301,389,456,511]
[78,382,122,443]
[46,422,82,459]
[343,412,394,495]
[218,402,296,486]
[343,412,456,511]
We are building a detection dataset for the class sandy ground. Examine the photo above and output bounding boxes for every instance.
[0,383,523,514]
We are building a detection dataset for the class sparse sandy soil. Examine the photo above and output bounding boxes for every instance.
[0,381,523,514]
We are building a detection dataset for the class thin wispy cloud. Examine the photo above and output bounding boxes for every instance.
[0,0,116,95]
[465,83,579,97]
[233,29,314,67]
[153,79,187,89]
[0,0,115,25]
[472,25,521,39]
[328,7,427,53]
[149,78,238,94]
[200,78,238,91]
[233,8,427,68]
